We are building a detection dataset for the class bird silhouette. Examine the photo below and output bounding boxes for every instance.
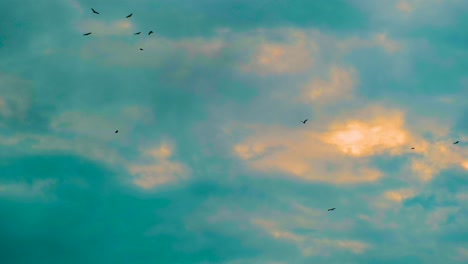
[328,208,336,211]
[411,147,415,149]
[126,13,133,18]
[454,141,459,144]
[115,130,119,133]
[140,48,143,51]
[148,31,154,35]
[91,8,99,14]
[301,119,308,124]
[83,32,92,36]
[134,32,141,35]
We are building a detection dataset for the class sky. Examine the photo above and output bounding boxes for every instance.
[0,0,467,263]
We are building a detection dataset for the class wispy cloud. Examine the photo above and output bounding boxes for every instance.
[0,179,56,198]
[129,142,190,189]
[397,1,415,13]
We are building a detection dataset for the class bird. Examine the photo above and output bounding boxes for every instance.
[454,141,459,144]
[134,32,141,35]
[83,32,92,36]
[301,119,308,124]
[140,48,143,51]
[411,147,415,149]
[91,8,99,14]
[115,130,119,133]
[126,13,133,18]
[148,31,154,35]
[328,208,335,211]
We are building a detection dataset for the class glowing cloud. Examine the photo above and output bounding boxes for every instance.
[232,110,410,184]
[322,111,408,157]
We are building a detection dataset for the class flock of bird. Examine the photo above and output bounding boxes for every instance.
[83,8,154,51]
[83,7,462,213]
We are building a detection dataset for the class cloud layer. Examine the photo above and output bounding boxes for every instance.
[0,0,467,263]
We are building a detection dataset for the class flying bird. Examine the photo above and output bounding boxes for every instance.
[126,13,133,18]
[83,32,92,36]
[134,32,141,35]
[301,119,308,124]
[411,147,415,149]
[148,31,154,35]
[328,208,336,211]
[115,130,119,133]
[140,48,143,51]
[91,8,99,14]
[454,141,459,144]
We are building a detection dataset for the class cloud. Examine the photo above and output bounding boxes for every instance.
[457,247,468,261]
[0,132,190,191]
[384,188,417,203]
[337,33,402,54]
[410,140,468,181]
[301,67,356,103]
[79,35,225,68]
[0,72,32,122]
[397,1,415,13]
[49,106,153,141]
[68,0,83,14]
[253,213,371,256]
[77,27,402,76]
[374,33,402,53]
[241,32,316,75]
[427,207,459,230]
[0,179,56,198]
[232,105,414,184]
[370,188,418,211]
[322,107,409,157]
[76,19,134,36]
[129,142,190,189]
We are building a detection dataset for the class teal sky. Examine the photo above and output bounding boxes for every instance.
[0,0,467,263]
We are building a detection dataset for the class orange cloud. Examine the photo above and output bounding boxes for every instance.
[384,189,417,203]
[322,110,409,157]
[410,141,468,181]
[232,107,412,184]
